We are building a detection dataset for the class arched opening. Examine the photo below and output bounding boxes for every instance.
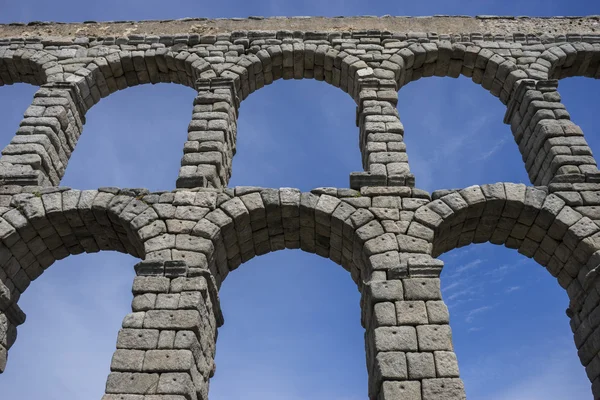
[230,80,361,191]
[0,83,39,154]
[210,249,366,398]
[0,251,137,398]
[439,243,589,399]
[61,83,196,191]
[398,76,528,191]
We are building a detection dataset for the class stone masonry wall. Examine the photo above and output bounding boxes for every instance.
[0,14,599,400]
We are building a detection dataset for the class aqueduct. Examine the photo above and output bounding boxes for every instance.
[0,15,600,399]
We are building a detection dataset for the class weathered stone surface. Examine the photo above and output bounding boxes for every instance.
[379,380,421,400]
[396,301,428,325]
[407,351,436,379]
[374,351,408,380]
[117,329,160,350]
[374,326,418,352]
[434,351,460,377]
[143,350,194,372]
[105,372,159,394]
[426,301,450,324]
[417,325,453,351]
[403,279,441,300]
[111,349,145,372]
[367,280,404,302]
[422,378,466,400]
[1,17,600,400]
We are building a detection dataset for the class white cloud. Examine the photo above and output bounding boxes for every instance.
[506,286,521,293]
[442,279,465,292]
[446,288,477,302]
[465,305,492,323]
[475,138,508,161]
[446,258,484,279]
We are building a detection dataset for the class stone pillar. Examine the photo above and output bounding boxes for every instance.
[177,77,240,189]
[362,259,466,400]
[504,79,598,186]
[351,78,415,190]
[0,82,87,187]
[103,260,223,400]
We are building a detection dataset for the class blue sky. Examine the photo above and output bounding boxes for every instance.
[0,1,599,399]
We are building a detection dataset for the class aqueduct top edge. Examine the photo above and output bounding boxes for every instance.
[0,15,599,39]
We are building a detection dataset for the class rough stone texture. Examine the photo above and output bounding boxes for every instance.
[0,14,599,400]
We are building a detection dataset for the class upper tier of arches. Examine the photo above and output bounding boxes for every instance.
[0,37,598,191]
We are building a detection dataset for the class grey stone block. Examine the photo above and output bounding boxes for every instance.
[143,350,194,372]
[132,294,157,311]
[110,349,145,372]
[122,313,146,329]
[157,372,196,398]
[403,279,441,300]
[417,325,453,351]
[426,301,450,324]
[132,277,170,294]
[374,326,418,351]
[373,302,397,327]
[105,372,159,394]
[156,294,181,310]
[422,378,466,400]
[367,280,404,302]
[407,352,436,379]
[396,301,428,325]
[117,329,160,350]
[143,310,201,332]
[379,380,421,400]
[374,351,408,381]
[158,330,176,349]
[434,351,460,378]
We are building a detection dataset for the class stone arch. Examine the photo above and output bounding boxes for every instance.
[0,49,207,188]
[0,187,161,372]
[0,48,54,87]
[216,43,372,104]
[409,181,600,339]
[200,44,383,188]
[70,49,208,109]
[409,181,600,395]
[538,43,600,81]
[167,187,373,290]
[0,187,156,302]
[388,42,523,105]
[358,43,525,189]
[416,183,596,293]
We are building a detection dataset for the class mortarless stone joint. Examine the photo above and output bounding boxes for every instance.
[0,14,599,400]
